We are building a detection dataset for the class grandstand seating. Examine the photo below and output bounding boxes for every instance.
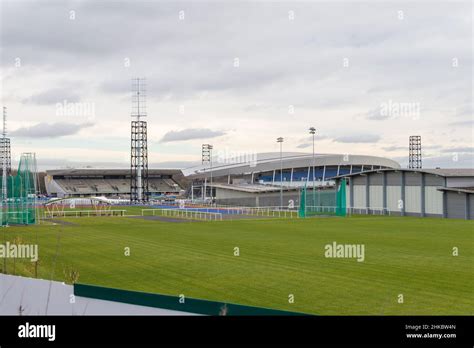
[351,166,362,173]
[338,166,351,176]
[274,170,292,182]
[323,166,339,180]
[256,165,373,184]
[308,168,324,181]
[258,175,273,182]
[292,169,308,181]
[52,177,181,196]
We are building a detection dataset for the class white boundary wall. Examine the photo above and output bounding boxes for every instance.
[0,274,196,316]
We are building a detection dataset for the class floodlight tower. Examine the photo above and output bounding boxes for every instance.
[202,144,212,200]
[130,78,149,203]
[408,135,422,169]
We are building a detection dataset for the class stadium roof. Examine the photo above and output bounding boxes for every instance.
[209,183,287,193]
[46,169,181,176]
[437,187,474,194]
[183,152,401,178]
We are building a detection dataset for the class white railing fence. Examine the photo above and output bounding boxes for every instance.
[142,209,223,221]
[44,210,127,218]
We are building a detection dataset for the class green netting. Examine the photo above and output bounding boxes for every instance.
[335,178,347,216]
[0,153,37,226]
[298,178,347,217]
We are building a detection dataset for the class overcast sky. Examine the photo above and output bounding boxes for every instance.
[0,0,472,170]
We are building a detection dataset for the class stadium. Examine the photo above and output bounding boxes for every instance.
[183,152,399,204]
[0,114,472,316]
[0,108,472,318]
[0,79,472,317]
[182,152,473,219]
[1,2,473,345]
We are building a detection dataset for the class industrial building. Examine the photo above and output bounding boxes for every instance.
[334,168,474,220]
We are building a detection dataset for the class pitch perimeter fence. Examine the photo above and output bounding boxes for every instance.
[144,206,299,220]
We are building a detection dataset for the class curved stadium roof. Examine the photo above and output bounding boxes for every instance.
[182,152,401,179]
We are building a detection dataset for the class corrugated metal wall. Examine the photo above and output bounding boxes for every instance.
[369,186,383,209]
[425,186,443,215]
[387,185,401,212]
[446,192,467,219]
[405,186,421,213]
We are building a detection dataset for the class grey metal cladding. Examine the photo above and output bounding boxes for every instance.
[353,176,366,185]
[446,192,467,219]
[386,172,402,185]
[424,175,445,186]
[405,172,422,186]
[369,172,383,185]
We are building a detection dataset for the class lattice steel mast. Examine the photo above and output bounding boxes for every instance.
[408,135,422,169]
[130,78,149,203]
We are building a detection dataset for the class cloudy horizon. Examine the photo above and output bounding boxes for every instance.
[1,0,472,170]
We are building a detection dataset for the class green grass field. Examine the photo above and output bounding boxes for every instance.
[1,215,473,315]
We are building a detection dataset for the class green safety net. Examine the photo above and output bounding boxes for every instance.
[298,178,347,217]
[0,153,37,225]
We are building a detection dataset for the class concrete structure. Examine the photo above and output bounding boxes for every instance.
[45,169,185,198]
[334,168,474,219]
[184,152,400,206]
[211,183,301,207]
[183,152,401,187]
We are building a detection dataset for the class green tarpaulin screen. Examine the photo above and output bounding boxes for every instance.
[298,178,347,217]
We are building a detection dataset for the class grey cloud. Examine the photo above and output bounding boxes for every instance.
[10,122,93,138]
[449,120,473,127]
[300,134,329,142]
[243,104,274,113]
[160,128,226,143]
[297,143,312,149]
[383,144,442,152]
[22,88,81,105]
[382,145,406,152]
[0,1,472,166]
[30,158,128,171]
[151,160,200,169]
[365,107,391,121]
[455,104,473,117]
[100,66,283,101]
[29,158,200,171]
[3,1,470,105]
[333,134,381,144]
[393,154,474,169]
[297,133,330,149]
[440,147,474,153]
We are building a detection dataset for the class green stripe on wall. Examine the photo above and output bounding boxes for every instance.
[74,283,307,316]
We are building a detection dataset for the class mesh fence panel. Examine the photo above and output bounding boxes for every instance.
[299,179,347,217]
[1,153,37,225]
